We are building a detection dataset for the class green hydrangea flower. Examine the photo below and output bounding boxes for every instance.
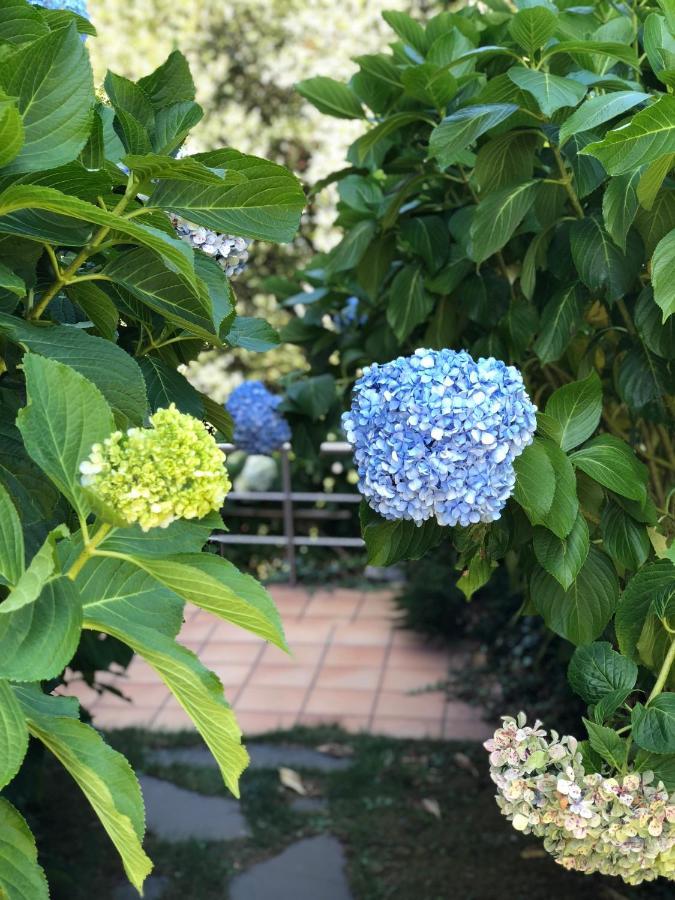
[80,404,231,530]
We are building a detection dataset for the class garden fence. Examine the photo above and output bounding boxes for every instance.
[211,441,363,583]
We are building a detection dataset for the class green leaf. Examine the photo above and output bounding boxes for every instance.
[15,685,152,892]
[0,23,95,174]
[0,0,49,45]
[360,501,445,566]
[469,181,539,263]
[104,71,154,130]
[296,76,364,119]
[637,153,674,211]
[225,317,280,352]
[542,41,639,69]
[457,555,496,601]
[570,217,641,301]
[568,641,638,704]
[137,50,196,110]
[17,354,114,519]
[602,170,641,252]
[558,91,650,147]
[100,513,221,561]
[0,184,198,284]
[545,370,602,452]
[80,564,249,795]
[632,695,675,753]
[0,103,24,168]
[509,6,557,56]
[583,718,627,769]
[508,68,586,117]
[0,480,23,586]
[0,680,28,790]
[635,287,675,358]
[569,434,648,503]
[539,440,578,539]
[615,560,675,661]
[103,248,216,341]
[354,112,429,165]
[633,749,675,789]
[124,554,286,651]
[0,575,81,681]
[652,227,675,322]
[429,104,517,169]
[401,64,457,108]
[473,132,539,195]
[400,216,448,272]
[533,283,584,364]
[326,220,377,274]
[0,316,147,428]
[151,100,203,155]
[581,95,675,175]
[601,502,650,570]
[382,9,428,55]
[534,511,589,590]
[512,438,556,525]
[284,374,335,420]
[149,162,305,244]
[386,264,434,341]
[139,357,203,418]
[65,281,119,340]
[531,546,619,645]
[0,797,48,900]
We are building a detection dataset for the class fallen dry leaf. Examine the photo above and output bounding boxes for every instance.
[421,798,441,819]
[278,767,307,795]
[453,751,479,778]
[316,742,354,758]
[520,847,546,859]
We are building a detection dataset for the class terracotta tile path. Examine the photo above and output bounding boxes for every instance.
[69,586,491,741]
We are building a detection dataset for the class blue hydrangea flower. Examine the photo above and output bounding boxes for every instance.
[342,348,537,527]
[333,296,365,332]
[226,381,291,455]
[30,0,88,17]
[171,216,251,278]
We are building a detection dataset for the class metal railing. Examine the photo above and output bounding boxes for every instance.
[211,441,363,583]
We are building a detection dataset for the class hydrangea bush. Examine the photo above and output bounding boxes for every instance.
[226,380,291,455]
[0,3,303,896]
[274,0,675,885]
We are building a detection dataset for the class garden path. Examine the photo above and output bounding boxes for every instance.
[69,586,490,740]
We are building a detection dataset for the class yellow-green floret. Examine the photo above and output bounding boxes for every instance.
[80,404,231,531]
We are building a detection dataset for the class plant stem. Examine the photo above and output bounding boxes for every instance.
[29,175,139,321]
[67,522,113,581]
[647,637,675,703]
[552,145,585,218]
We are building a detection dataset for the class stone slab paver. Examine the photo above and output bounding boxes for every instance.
[72,586,490,741]
[149,743,352,772]
[230,835,352,900]
[139,774,249,841]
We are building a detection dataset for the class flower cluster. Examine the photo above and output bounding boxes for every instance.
[31,0,88,16]
[79,405,231,530]
[170,215,252,277]
[226,381,291,455]
[485,713,675,885]
[342,349,537,527]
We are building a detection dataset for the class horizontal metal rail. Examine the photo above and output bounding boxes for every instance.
[212,440,363,583]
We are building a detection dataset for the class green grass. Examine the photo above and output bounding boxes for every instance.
[22,726,674,900]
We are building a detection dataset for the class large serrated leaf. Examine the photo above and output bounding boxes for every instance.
[0,797,48,900]
[0,680,28,790]
[582,95,675,175]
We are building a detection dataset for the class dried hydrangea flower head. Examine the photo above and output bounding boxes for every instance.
[80,405,231,531]
[485,713,675,885]
[170,215,252,278]
[226,380,291,455]
[342,348,537,526]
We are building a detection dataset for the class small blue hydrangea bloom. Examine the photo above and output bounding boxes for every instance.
[342,348,537,527]
[227,381,291,455]
[333,296,365,332]
[30,0,89,17]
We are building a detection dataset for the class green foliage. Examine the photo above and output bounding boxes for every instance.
[0,5,302,896]
[276,1,675,794]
